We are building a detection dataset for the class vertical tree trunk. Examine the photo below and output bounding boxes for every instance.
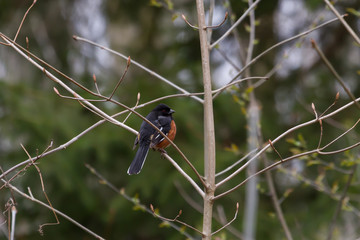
[195,0,216,239]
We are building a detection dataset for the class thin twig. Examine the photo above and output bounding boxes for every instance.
[150,204,204,237]
[207,0,215,42]
[215,96,360,189]
[162,154,205,198]
[311,39,360,109]
[264,158,293,240]
[10,206,16,240]
[173,181,203,213]
[2,33,204,188]
[181,14,199,30]
[321,118,360,150]
[54,89,206,188]
[205,12,228,30]
[20,144,60,234]
[93,74,101,95]
[312,102,324,149]
[323,0,360,45]
[108,56,131,100]
[268,139,283,161]
[211,203,239,236]
[215,148,257,178]
[216,110,360,198]
[319,92,340,118]
[210,0,261,49]
[0,33,138,135]
[123,92,140,124]
[2,180,105,240]
[84,164,197,240]
[72,35,204,104]
[0,32,205,186]
[327,164,357,240]
[214,118,360,200]
[212,15,345,99]
[13,0,37,42]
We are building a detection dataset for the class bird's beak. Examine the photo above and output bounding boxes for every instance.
[169,109,175,114]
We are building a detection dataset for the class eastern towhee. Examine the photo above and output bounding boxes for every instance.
[127,103,176,175]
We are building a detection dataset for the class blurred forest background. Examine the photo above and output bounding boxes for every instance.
[0,0,360,239]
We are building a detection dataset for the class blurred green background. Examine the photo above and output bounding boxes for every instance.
[0,0,360,239]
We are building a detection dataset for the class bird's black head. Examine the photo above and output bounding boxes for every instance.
[153,103,175,116]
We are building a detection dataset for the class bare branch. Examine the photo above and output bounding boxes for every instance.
[108,56,131,100]
[327,164,357,240]
[319,92,340,118]
[323,0,360,45]
[212,15,345,99]
[215,148,258,178]
[162,153,205,198]
[311,39,360,109]
[122,92,140,124]
[215,96,360,189]
[150,204,204,237]
[72,35,204,104]
[93,74,101,95]
[0,33,138,135]
[264,159,293,240]
[211,203,239,236]
[268,139,283,161]
[13,0,37,42]
[210,0,261,49]
[205,12,228,30]
[2,180,105,240]
[181,14,199,30]
[19,144,60,234]
[10,206,16,240]
[84,164,197,240]
[214,117,360,200]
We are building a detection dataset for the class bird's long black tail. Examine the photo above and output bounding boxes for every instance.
[127,144,150,175]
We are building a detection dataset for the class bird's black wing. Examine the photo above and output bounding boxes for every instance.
[150,116,172,147]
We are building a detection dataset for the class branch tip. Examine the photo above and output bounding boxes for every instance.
[310,38,316,47]
[53,87,60,95]
[335,92,340,101]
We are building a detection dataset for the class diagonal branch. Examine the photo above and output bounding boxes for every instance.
[215,96,360,189]
[150,204,204,237]
[72,35,204,104]
[323,0,360,45]
[2,179,105,240]
[311,39,360,109]
[1,33,206,190]
[85,164,197,240]
[210,0,261,49]
[214,117,360,200]
[211,203,239,236]
[212,15,345,99]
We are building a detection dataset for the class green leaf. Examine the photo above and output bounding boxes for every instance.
[171,13,178,22]
[331,181,339,194]
[149,0,162,7]
[165,0,174,10]
[346,8,360,17]
[283,188,294,198]
[159,221,171,228]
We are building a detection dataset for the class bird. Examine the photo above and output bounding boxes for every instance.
[127,103,176,175]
